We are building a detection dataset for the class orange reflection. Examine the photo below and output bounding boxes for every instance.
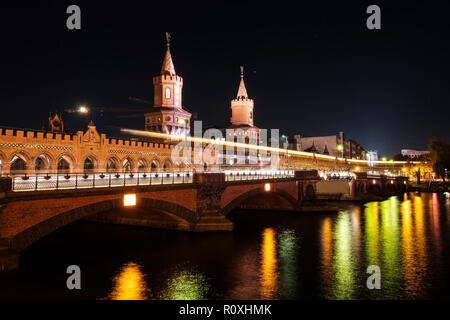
[260,228,278,299]
[107,262,151,300]
[320,218,332,296]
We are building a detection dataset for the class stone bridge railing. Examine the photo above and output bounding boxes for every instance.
[8,169,295,192]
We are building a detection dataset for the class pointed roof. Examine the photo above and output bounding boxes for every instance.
[236,66,248,99]
[161,32,176,75]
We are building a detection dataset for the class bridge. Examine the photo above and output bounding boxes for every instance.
[0,169,408,271]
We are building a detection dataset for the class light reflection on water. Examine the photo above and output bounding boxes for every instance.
[105,262,151,300]
[101,193,449,300]
[2,192,449,300]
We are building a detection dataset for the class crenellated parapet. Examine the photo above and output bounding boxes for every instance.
[0,124,192,175]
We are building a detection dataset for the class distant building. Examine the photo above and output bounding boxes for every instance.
[401,149,429,158]
[366,150,378,162]
[287,132,366,160]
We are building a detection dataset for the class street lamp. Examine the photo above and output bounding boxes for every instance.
[78,105,90,127]
[337,144,343,158]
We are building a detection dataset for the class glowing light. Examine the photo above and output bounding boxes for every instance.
[372,179,376,184]
[124,194,137,206]
[120,128,424,166]
[264,183,271,192]
[355,167,360,172]
[414,167,419,171]
[391,180,394,184]
[79,106,88,113]
[402,168,407,172]
[337,145,343,151]
[382,157,387,161]
[177,118,187,124]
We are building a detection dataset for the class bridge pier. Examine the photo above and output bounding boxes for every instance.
[191,172,233,232]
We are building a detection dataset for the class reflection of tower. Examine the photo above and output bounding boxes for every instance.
[48,113,64,133]
[145,33,191,137]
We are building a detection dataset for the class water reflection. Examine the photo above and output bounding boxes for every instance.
[106,262,151,300]
[260,228,278,299]
[159,268,211,300]
[380,197,401,298]
[332,212,355,299]
[320,218,333,296]
[7,193,450,300]
[277,229,299,299]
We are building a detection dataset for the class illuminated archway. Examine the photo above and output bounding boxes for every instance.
[121,156,134,172]
[150,157,161,171]
[106,157,120,172]
[137,158,148,172]
[162,159,173,171]
[8,151,31,173]
[83,155,98,172]
[34,152,54,172]
[56,153,75,173]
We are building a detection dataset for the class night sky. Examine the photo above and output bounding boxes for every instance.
[1,1,449,157]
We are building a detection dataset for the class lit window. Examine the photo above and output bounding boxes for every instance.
[165,87,171,99]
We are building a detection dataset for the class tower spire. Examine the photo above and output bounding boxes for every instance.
[237,65,248,99]
[161,32,176,75]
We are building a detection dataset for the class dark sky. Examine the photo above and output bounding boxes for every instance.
[1,0,449,157]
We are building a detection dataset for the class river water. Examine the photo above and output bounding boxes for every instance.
[1,192,449,300]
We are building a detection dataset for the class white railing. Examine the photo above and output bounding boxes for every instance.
[11,169,296,191]
[12,171,194,191]
[224,170,294,182]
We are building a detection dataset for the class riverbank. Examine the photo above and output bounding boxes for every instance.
[409,181,450,193]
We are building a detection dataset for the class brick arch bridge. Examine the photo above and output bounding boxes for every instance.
[0,171,407,271]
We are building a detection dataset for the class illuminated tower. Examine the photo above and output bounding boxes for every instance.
[145,33,191,136]
[228,66,259,143]
[230,66,254,127]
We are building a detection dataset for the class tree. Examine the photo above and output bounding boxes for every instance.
[428,137,450,182]
[392,153,409,161]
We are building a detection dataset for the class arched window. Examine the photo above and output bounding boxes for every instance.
[10,156,27,171]
[84,158,94,171]
[35,157,46,171]
[165,87,171,99]
[58,158,70,171]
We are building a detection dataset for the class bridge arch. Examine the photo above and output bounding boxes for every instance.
[222,187,299,216]
[8,196,197,253]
